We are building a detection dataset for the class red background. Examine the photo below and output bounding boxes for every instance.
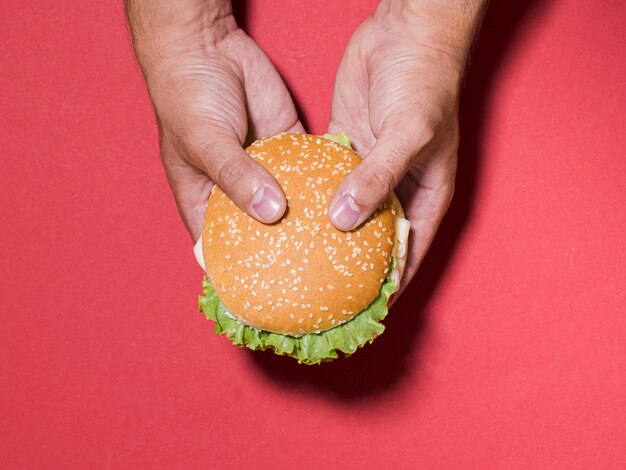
[1,0,625,468]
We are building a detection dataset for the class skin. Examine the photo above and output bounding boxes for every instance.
[126,0,488,298]
[126,0,304,240]
[328,0,488,296]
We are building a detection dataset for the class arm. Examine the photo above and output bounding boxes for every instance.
[126,0,304,240]
[328,0,488,296]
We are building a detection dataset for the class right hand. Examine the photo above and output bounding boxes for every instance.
[135,15,304,240]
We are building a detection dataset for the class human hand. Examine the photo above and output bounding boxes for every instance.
[128,9,303,240]
[328,1,486,296]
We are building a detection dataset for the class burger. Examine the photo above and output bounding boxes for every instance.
[194,133,410,364]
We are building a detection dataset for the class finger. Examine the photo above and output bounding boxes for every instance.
[161,142,213,241]
[329,124,433,231]
[168,168,213,242]
[242,43,306,138]
[327,34,375,155]
[247,111,304,142]
[387,190,453,307]
[188,130,287,224]
[287,120,305,134]
[274,119,305,136]
[394,167,455,298]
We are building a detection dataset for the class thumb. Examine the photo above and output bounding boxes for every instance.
[192,131,287,224]
[329,127,428,230]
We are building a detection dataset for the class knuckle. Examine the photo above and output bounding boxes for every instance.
[386,105,446,151]
[386,138,416,164]
[446,184,455,206]
[360,163,396,199]
[217,158,248,190]
[168,108,198,148]
[198,140,222,174]
[403,117,437,151]
[175,121,231,162]
[415,119,437,146]
[437,178,456,210]
[381,121,435,158]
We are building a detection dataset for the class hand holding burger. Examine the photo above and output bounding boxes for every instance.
[126,0,303,240]
[328,0,488,296]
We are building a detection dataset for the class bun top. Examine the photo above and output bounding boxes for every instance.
[202,133,398,336]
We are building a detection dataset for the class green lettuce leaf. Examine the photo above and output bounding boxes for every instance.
[198,276,396,365]
[322,132,352,148]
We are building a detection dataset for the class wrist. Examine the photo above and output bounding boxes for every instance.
[127,1,237,70]
[375,0,486,69]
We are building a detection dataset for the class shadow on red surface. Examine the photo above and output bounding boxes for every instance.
[241,0,552,401]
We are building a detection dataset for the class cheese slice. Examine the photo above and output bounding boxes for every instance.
[193,237,206,272]
[389,216,410,292]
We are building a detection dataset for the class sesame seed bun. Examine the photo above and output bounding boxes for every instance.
[202,133,401,336]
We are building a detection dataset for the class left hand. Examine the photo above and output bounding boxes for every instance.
[328,4,475,297]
